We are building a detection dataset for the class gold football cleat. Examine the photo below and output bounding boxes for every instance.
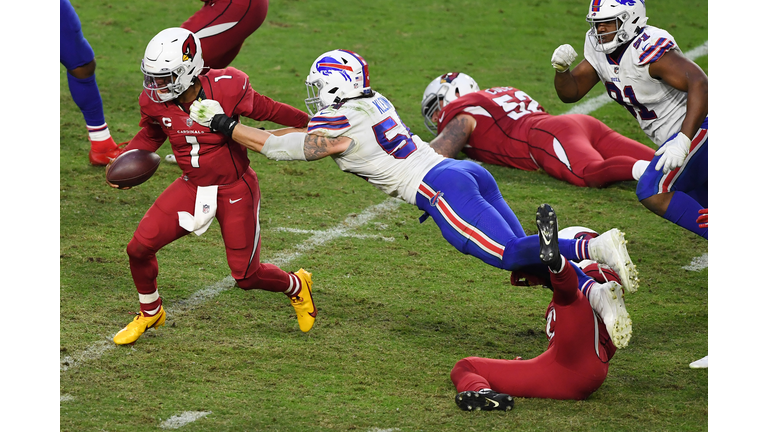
[290,269,317,332]
[113,305,166,345]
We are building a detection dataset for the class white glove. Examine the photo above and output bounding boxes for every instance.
[189,99,224,128]
[551,44,578,73]
[654,132,691,173]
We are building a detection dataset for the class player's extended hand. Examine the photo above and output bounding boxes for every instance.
[654,132,691,173]
[551,44,578,73]
[697,208,708,228]
[190,99,224,128]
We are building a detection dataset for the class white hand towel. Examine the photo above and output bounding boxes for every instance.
[178,185,218,236]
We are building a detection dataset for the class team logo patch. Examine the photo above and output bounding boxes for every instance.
[616,0,638,5]
[429,191,444,207]
[182,33,197,62]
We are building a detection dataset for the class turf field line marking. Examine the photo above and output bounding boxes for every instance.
[564,41,708,116]
[60,198,403,375]
[159,411,212,430]
[60,394,75,403]
[682,253,708,271]
[275,227,395,242]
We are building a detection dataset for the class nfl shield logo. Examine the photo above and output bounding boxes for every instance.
[614,66,620,74]
[187,117,194,127]
[203,204,210,214]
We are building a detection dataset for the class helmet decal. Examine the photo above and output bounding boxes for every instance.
[182,33,197,63]
[339,49,370,88]
[315,56,354,81]
[440,72,462,84]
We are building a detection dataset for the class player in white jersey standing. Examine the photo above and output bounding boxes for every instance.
[550,0,708,241]
[188,48,640,295]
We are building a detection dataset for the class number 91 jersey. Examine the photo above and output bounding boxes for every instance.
[307,92,444,205]
[582,25,688,147]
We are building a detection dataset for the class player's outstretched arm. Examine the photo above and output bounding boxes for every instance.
[429,114,475,158]
[551,45,600,103]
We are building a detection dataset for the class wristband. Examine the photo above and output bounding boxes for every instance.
[210,114,238,137]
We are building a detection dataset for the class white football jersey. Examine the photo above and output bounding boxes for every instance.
[307,92,444,205]
[583,25,688,146]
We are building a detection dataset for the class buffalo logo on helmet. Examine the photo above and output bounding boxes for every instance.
[316,56,354,82]
[182,33,197,63]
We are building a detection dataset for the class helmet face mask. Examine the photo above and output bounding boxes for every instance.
[586,0,648,54]
[421,76,443,136]
[305,49,372,116]
[142,28,204,103]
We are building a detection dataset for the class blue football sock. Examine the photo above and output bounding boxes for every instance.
[663,191,708,239]
[501,237,580,271]
[67,72,105,128]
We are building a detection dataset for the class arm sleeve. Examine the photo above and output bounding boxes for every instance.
[242,91,309,128]
[124,115,167,152]
[227,69,309,128]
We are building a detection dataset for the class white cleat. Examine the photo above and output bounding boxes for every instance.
[587,229,639,293]
[689,355,708,369]
[589,281,632,349]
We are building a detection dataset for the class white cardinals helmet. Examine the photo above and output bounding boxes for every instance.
[585,0,648,54]
[141,28,204,103]
[435,72,479,107]
[421,72,480,136]
[305,49,372,116]
[558,226,599,240]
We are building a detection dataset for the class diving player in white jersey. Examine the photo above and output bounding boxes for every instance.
[188,49,640,293]
[551,0,708,240]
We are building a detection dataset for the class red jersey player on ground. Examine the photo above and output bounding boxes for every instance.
[111,27,315,345]
[451,204,631,410]
[421,73,655,188]
[181,0,269,69]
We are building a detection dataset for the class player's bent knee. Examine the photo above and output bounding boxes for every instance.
[639,193,672,217]
[126,236,155,260]
[68,59,97,79]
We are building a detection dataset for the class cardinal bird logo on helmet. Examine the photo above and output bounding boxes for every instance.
[182,33,197,62]
[440,72,461,84]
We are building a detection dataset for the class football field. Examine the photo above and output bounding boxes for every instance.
[56,0,712,430]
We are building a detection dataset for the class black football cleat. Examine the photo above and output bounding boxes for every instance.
[536,204,560,270]
[455,390,514,411]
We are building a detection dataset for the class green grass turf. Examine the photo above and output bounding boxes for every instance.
[57,1,709,430]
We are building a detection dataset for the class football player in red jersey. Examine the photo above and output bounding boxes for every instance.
[181,0,270,70]
[421,72,655,188]
[111,27,315,345]
[451,206,631,409]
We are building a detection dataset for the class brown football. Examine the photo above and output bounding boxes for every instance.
[106,149,161,188]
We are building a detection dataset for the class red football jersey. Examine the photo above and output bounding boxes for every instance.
[436,87,549,171]
[127,67,308,186]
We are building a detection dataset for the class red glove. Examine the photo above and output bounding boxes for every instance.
[697,208,708,229]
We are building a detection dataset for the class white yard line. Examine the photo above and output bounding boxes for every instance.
[60,198,403,374]
[564,41,708,115]
[682,253,708,272]
[159,411,212,430]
